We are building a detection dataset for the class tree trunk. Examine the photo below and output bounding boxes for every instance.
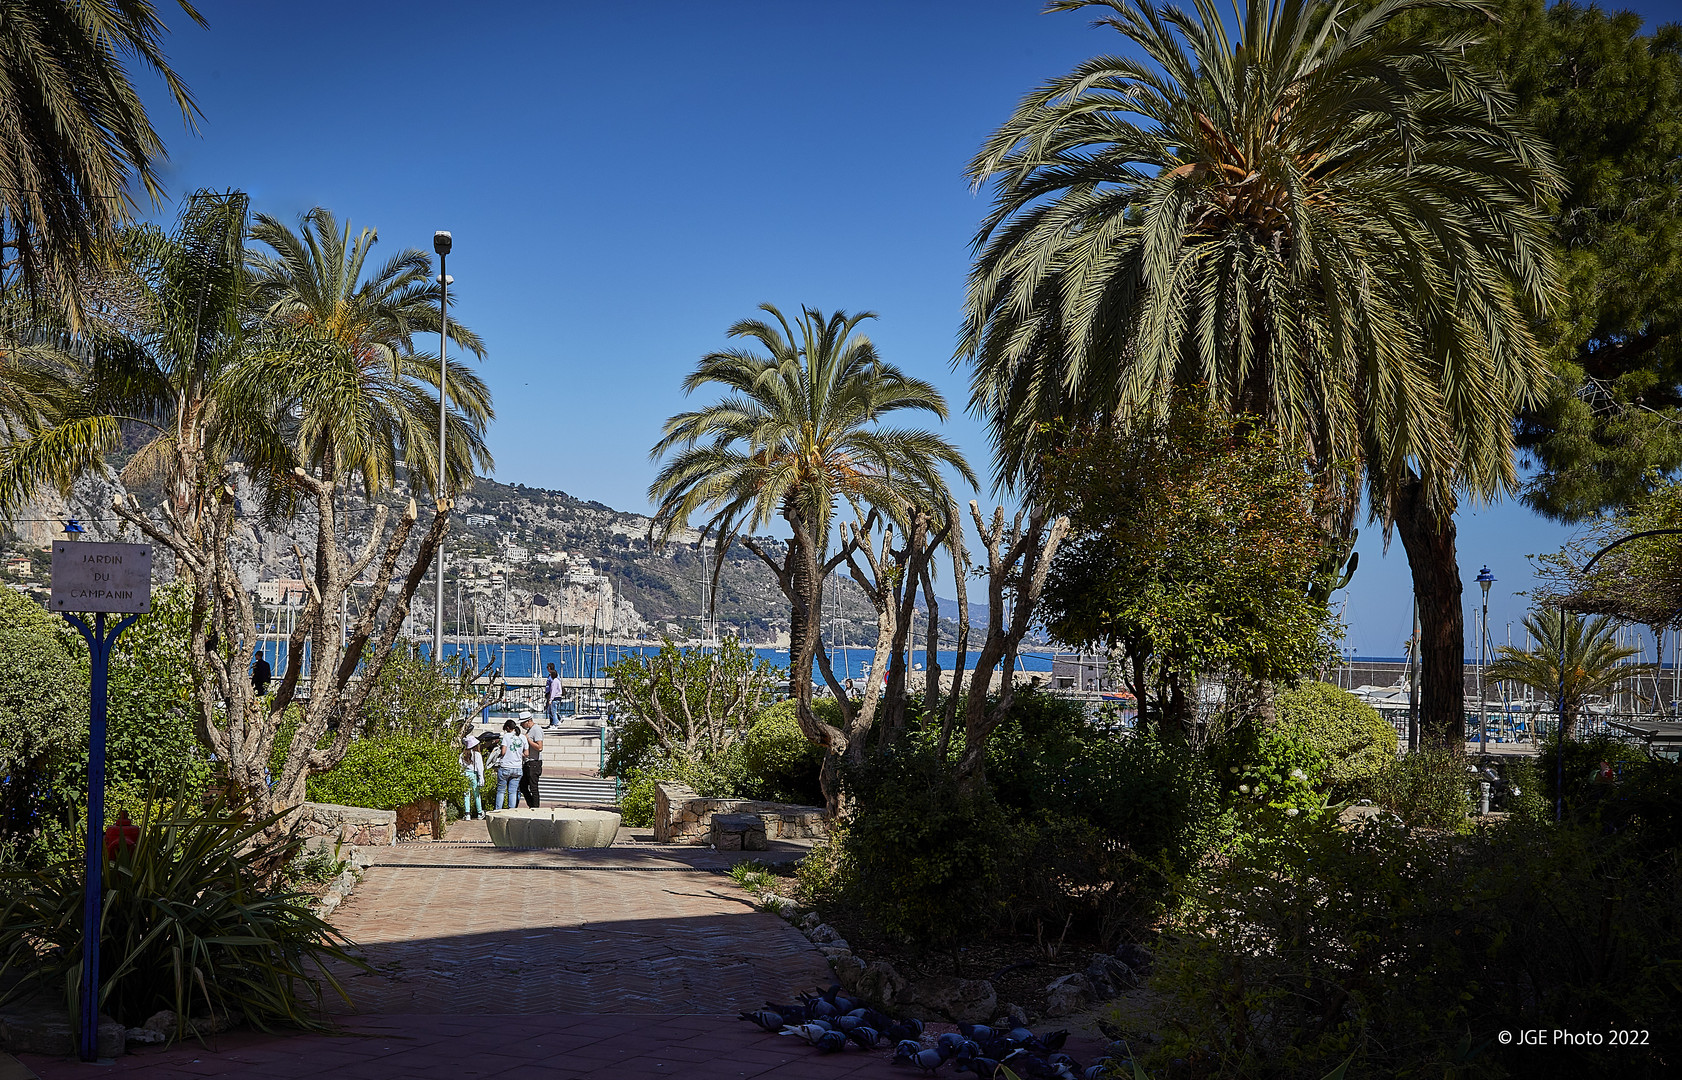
[1393,470,1465,751]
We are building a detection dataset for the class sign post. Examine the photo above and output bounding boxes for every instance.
[50,540,151,1062]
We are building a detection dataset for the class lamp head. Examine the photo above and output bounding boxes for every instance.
[433,230,452,256]
[63,518,84,534]
[1476,564,1495,598]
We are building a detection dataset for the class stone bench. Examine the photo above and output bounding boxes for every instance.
[711,812,768,851]
[485,807,621,848]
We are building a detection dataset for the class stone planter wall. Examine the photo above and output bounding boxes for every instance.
[652,781,827,844]
[298,801,396,848]
[395,797,446,840]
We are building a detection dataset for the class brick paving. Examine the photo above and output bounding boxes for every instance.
[18,828,868,1080]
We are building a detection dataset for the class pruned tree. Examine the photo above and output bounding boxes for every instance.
[945,503,1069,787]
[606,638,780,765]
[115,475,449,823]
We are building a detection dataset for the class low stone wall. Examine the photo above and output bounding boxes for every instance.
[652,781,827,844]
[299,801,396,848]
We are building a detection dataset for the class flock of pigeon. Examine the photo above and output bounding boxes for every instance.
[739,985,1135,1078]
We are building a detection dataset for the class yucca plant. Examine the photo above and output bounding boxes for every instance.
[0,787,362,1039]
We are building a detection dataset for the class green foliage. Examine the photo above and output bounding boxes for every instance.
[838,744,1017,949]
[605,639,780,768]
[1217,720,1331,819]
[1421,0,1682,519]
[0,585,88,858]
[1272,682,1397,794]
[1156,807,1680,1078]
[728,860,777,897]
[646,304,975,559]
[0,789,360,1035]
[795,827,854,910]
[1038,404,1340,729]
[354,642,472,741]
[1535,736,1682,849]
[739,698,825,806]
[107,581,211,791]
[987,692,1225,886]
[963,0,1560,515]
[1369,747,1474,832]
[1534,478,1682,652]
[304,734,466,810]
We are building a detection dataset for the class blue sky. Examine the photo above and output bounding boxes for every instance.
[132,0,1679,657]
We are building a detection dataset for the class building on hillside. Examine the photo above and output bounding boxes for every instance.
[256,578,307,605]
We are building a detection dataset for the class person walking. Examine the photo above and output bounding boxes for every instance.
[459,735,484,820]
[519,714,545,809]
[252,652,272,696]
[544,663,563,726]
[491,719,526,811]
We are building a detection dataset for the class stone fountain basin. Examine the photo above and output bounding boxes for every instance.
[485,807,621,849]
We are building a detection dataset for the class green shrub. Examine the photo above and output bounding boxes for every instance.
[796,826,854,908]
[1157,810,1680,1078]
[0,789,360,1035]
[1273,681,1397,792]
[106,582,212,791]
[0,585,89,864]
[1370,746,1474,830]
[305,734,466,810]
[839,745,1018,949]
[355,642,472,740]
[617,766,659,827]
[740,699,825,805]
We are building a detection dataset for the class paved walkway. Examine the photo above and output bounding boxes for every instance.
[16,826,884,1080]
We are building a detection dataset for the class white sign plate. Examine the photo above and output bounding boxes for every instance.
[50,541,153,614]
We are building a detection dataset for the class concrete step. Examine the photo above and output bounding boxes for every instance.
[539,776,621,805]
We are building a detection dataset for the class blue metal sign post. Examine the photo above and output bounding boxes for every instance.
[51,537,152,1062]
[62,610,139,1061]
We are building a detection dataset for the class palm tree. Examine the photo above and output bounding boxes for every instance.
[0,0,206,322]
[0,191,285,527]
[648,304,975,785]
[246,207,493,500]
[1486,612,1643,738]
[961,0,1560,745]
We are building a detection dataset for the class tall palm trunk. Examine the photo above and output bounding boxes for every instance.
[1393,469,1465,750]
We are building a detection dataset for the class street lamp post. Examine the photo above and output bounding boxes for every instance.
[1476,565,1495,754]
[433,230,452,668]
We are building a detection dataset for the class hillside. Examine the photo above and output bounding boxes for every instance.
[4,471,982,646]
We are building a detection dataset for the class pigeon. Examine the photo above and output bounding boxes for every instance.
[958,1024,994,1042]
[1041,1030,1071,1053]
[1004,1027,1037,1046]
[832,1014,863,1033]
[1083,1059,1120,1079]
[895,1045,950,1073]
[937,1033,969,1058]
[781,1022,835,1044]
[739,1009,784,1032]
[808,998,839,1018]
[886,1018,925,1043]
[813,1030,848,1054]
[1047,1052,1079,1070]
[956,1056,1003,1076]
[847,1026,882,1050]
